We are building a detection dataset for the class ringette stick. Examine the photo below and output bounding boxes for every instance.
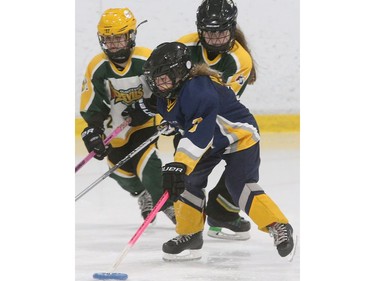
[75,118,131,173]
[93,191,170,280]
[75,123,167,201]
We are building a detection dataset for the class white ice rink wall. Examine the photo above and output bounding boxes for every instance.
[75,0,299,132]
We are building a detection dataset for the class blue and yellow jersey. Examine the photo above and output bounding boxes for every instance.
[177,33,253,97]
[157,76,260,175]
[80,47,161,147]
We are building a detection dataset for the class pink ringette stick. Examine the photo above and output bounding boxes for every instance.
[128,191,169,245]
[94,191,170,279]
[75,118,130,173]
[111,191,169,270]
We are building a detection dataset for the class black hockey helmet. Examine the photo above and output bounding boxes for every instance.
[143,42,192,99]
[196,0,238,53]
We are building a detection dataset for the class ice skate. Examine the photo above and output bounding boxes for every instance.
[162,205,176,224]
[137,190,155,222]
[207,216,250,240]
[162,231,203,261]
[268,223,297,261]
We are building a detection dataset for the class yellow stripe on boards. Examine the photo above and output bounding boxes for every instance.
[75,114,300,136]
[256,114,300,133]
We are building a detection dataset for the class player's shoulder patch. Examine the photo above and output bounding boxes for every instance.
[235,75,246,86]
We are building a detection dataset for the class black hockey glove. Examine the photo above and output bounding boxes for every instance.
[121,98,156,127]
[81,126,112,160]
[162,162,187,202]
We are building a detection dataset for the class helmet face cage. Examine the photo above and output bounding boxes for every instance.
[143,43,192,99]
[97,8,137,63]
[98,30,136,63]
[196,0,238,53]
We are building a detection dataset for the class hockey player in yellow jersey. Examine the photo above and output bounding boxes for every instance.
[174,0,257,240]
[79,8,175,224]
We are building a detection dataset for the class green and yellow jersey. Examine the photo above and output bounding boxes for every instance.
[80,47,160,147]
[177,33,253,97]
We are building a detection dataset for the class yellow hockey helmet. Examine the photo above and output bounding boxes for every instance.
[97,8,137,63]
[97,8,137,36]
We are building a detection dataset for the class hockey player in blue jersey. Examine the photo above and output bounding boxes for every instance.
[142,42,296,261]
[176,0,257,240]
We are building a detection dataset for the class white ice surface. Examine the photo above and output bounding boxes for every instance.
[75,133,300,281]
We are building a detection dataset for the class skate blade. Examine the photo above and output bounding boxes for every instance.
[280,233,298,262]
[207,227,250,241]
[285,234,298,262]
[162,249,202,262]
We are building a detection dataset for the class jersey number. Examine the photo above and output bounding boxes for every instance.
[105,115,113,129]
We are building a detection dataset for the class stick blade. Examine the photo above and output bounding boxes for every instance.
[93,272,128,280]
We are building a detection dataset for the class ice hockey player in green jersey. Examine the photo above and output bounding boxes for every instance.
[175,0,257,240]
[79,7,175,224]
